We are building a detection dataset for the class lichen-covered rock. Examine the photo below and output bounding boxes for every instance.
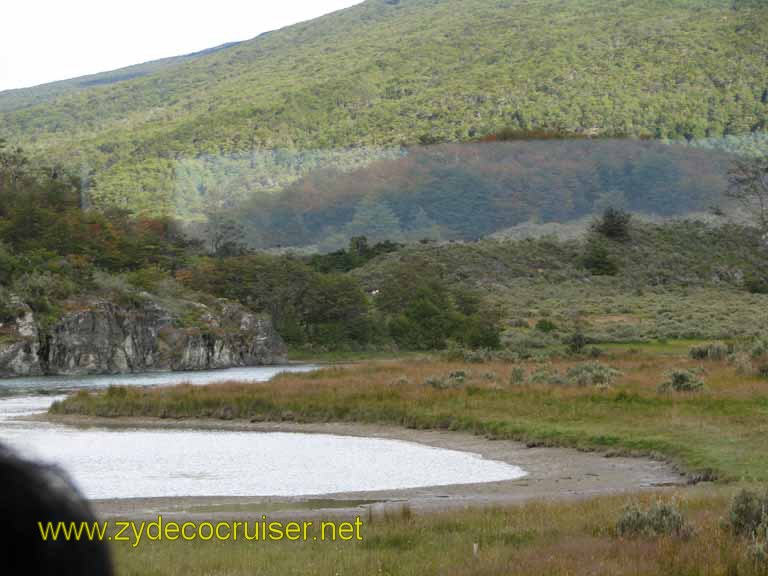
[0,297,286,377]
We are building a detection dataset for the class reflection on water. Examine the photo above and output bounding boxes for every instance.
[0,366,526,499]
[1,419,526,499]
[0,364,319,396]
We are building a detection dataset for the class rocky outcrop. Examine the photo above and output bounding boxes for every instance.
[0,298,287,378]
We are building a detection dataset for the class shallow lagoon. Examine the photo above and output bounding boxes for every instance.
[0,366,526,499]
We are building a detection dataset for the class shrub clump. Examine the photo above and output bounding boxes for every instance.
[425,370,470,390]
[689,342,730,361]
[728,489,768,571]
[729,489,768,537]
[527,365,568,386]
[730,352,755,375]
[616,500,692,539]
[508,367,525,386]
[535,319,558,333]
[658,369,705,393]
[592,207,632,242]
[566,362,622,387]
[750,336,768,359]
[424,376,449,390]
[525,362,621,388]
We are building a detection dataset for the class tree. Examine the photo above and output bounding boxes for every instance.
[727,156,768,232]
[344,198,403,243]
[204,211,246,257]
[592,207,632,242]
[582,238,619,276]
[0,141,29,196]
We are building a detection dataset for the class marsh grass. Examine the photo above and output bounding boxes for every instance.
[112,490,768,576]
[53,352,768,482]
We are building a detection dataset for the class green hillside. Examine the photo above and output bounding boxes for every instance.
[1,0,767,217]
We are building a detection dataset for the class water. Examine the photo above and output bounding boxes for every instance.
[0,365,319,396]
[0,367,527,499]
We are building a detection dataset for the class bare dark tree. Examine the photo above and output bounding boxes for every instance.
[727,155,768,231]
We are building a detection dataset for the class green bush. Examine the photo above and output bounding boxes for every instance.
[0,243,19,285]
[582,239,619,276]
[616,501,692,539]
[744,274,768,295]
[424,373,466,391]
[689,342,730,361]
[509,367,525,385]
[750,336,768,359]
[729,489,768,537]
[731,352,754,375]
[535,319,558,333]
[592,208,632,242]
[424,376,448,390]
[658,370,705,393]
[566,362,622,387]
[123,265,170,292]
[528,366,568,386]
[566,331,588,355]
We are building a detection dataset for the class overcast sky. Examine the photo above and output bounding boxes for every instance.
[0,0,363,91]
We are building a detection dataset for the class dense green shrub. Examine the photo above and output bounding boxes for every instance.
[535,319,558,333]
[592,208,632,242]
[0,288,18,323]
[744,273,768,295]
[527,366,568,386]
[730,489,768,537]
[566,362,622,387]
[689,342,730,361]
[616,501,691,539]
[509,367,526,386]
[752,337,768,359]
[566,331,589,355]
[0,243,19,285]
[658,370,705,393]
[582,240,619,276]
[387,280,500,351]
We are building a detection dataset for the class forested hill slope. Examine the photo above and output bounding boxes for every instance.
[1,0,767,217]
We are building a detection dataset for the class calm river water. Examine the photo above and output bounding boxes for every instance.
[0,366,526,499]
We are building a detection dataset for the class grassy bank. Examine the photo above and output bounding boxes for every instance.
[53,351,768,482]
[112,489,766,576]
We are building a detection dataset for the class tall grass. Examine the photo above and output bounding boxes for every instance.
[52,353,768,481]
[113,490,767,576]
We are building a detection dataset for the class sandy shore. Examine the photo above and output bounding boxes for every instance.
[39,414,688,521]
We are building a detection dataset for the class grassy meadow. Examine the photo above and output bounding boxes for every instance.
[52,341,768,574]
[54,349,768,482]
[111,489,763,576]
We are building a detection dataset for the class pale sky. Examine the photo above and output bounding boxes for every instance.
[0,0,363,91]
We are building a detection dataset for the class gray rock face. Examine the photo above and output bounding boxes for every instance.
[0,298,287,377]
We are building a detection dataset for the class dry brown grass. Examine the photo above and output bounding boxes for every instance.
[54,352,768,482]
[114,488,765,576]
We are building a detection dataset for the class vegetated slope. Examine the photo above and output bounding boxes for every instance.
[0,0,766,216]
[351,219,768,342]
[235,138,734,249]
[354,220,768,291]
[0,42,242,115]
